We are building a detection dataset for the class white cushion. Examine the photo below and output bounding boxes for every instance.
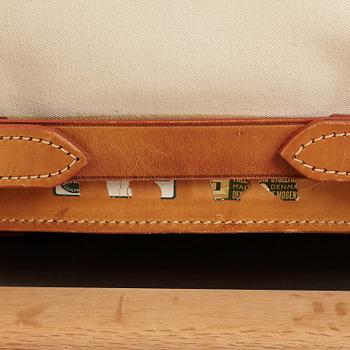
[1,0,350,118]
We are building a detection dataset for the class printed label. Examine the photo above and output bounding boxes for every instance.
[155,180,176,199]
[106,180,133,198]
[210,179,249,201]
[259,179,299,201]
[54,181,80,196]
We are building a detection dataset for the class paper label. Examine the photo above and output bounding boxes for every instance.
[155,180,176,199]
[259,179,299,201]
[54,181,80,196]
[210,179,249,201]
[106,180,133,198]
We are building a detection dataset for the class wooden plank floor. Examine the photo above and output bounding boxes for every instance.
[0,287,349,349]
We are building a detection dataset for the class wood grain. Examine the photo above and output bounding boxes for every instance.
[0,288,349,349]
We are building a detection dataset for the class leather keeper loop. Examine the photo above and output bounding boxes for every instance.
[281,118,350,182]
[0,125,88,188]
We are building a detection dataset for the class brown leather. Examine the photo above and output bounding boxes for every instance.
[0,125,88,188]
[0,179,350,234]
[281,118,350,181]
[1,115,350,234]
[2,116,348,184]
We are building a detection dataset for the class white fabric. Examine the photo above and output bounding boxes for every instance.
[0,0,350,119]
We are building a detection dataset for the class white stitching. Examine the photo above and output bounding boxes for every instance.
[293,132,350,176]
[0,136,80,180]
[0,218,350,225]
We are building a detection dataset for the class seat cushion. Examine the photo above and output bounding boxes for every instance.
[0,0,350,118]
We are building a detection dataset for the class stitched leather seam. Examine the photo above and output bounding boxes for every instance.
[1,218,350,225]
[0,136,79,180]
[293,132,350,176]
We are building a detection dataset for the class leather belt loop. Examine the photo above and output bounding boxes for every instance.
[281,117,350,182]
[0,125,88,188]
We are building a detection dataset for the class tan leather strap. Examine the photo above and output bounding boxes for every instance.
[281,118,350,182]
[0,125,87,188]
[1,179,350,234]
[0,115,349,187]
